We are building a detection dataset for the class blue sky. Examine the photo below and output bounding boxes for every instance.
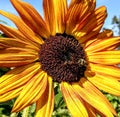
[0,0,120,31]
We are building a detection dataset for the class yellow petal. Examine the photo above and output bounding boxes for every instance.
[12,71,48,112]
[66,0,96,35]
[86,37,120,53]
[43,0,67,35]
[85,69,120,81]
[87,73,120,96]
[72,78,116,117]
[80,78,116,115]
[88,51,120,65]
[0,87,23,102]
[84,29,113,49]
[89,63,120,79]
[0,48,38,67]
[0,62,40,95]
[61,82,88,117]
[36,77,54,117]
[76,6,107,44]
[0,10,43,46]
[0,24,39,51]
[11,0,50,38]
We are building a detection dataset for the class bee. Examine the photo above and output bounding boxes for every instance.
[78,58,87,67]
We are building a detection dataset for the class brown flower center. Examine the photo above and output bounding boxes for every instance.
[39,33,87,83]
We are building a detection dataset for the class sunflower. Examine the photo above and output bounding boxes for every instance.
[0,0,120,116]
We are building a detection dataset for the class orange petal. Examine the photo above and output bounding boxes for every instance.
[10,0,50,38]
[12,70,48,112]
[69,0,95,7]
[87,73,120,96]
[0,24,40,51]
[0,38,39,55]
[0,62,40,95]
[84,29,113,49]
[76,6,107,44]
[97,29,113,38]
[43,0,67,35]
[35,77,54,117]
[88,51,120,65]
[0,38,27,48]
[72,78,116,117]
[0,10,43,47]
[61,82,88,117]
[66,0,96,35]
[0,24,25,39]
[86,37,120,53]
[0,47,38,67]
[84,102,97,117]
[89,63,120,79]
[0,37,37,51]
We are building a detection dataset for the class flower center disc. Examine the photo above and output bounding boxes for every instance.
[39,34,87,83]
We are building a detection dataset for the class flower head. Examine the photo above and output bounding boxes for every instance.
[0,0,120,117]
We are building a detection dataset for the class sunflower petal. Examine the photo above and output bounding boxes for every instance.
[43,0,67,35]
[97,29,113,38]
[0,24,25,39]
[84,102,97,117]
[0,62,40,95]
[61,82,88,117]
[89,63,120,79]
[36,77,54,117]
[0,24,40,51]
[0,87,23,102]
[0,10,43,46]
[84,29,113,49]
[0,37,36,50]
[79,78,116,115]
[12,71,48,112]
[76,6,107,43]
[0,38,26,48]
[69,0,95,7]
[10,0,50,38]
[0,63,40,102]
[66,0,96,35]
[86,37,120,52]
[87,73,120,96]
[72,78,116,117]
[88,51,120,65]
[0,47,38,67]
[84,100,105,117]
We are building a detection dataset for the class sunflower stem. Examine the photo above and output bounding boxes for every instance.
[22,106,30,117]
